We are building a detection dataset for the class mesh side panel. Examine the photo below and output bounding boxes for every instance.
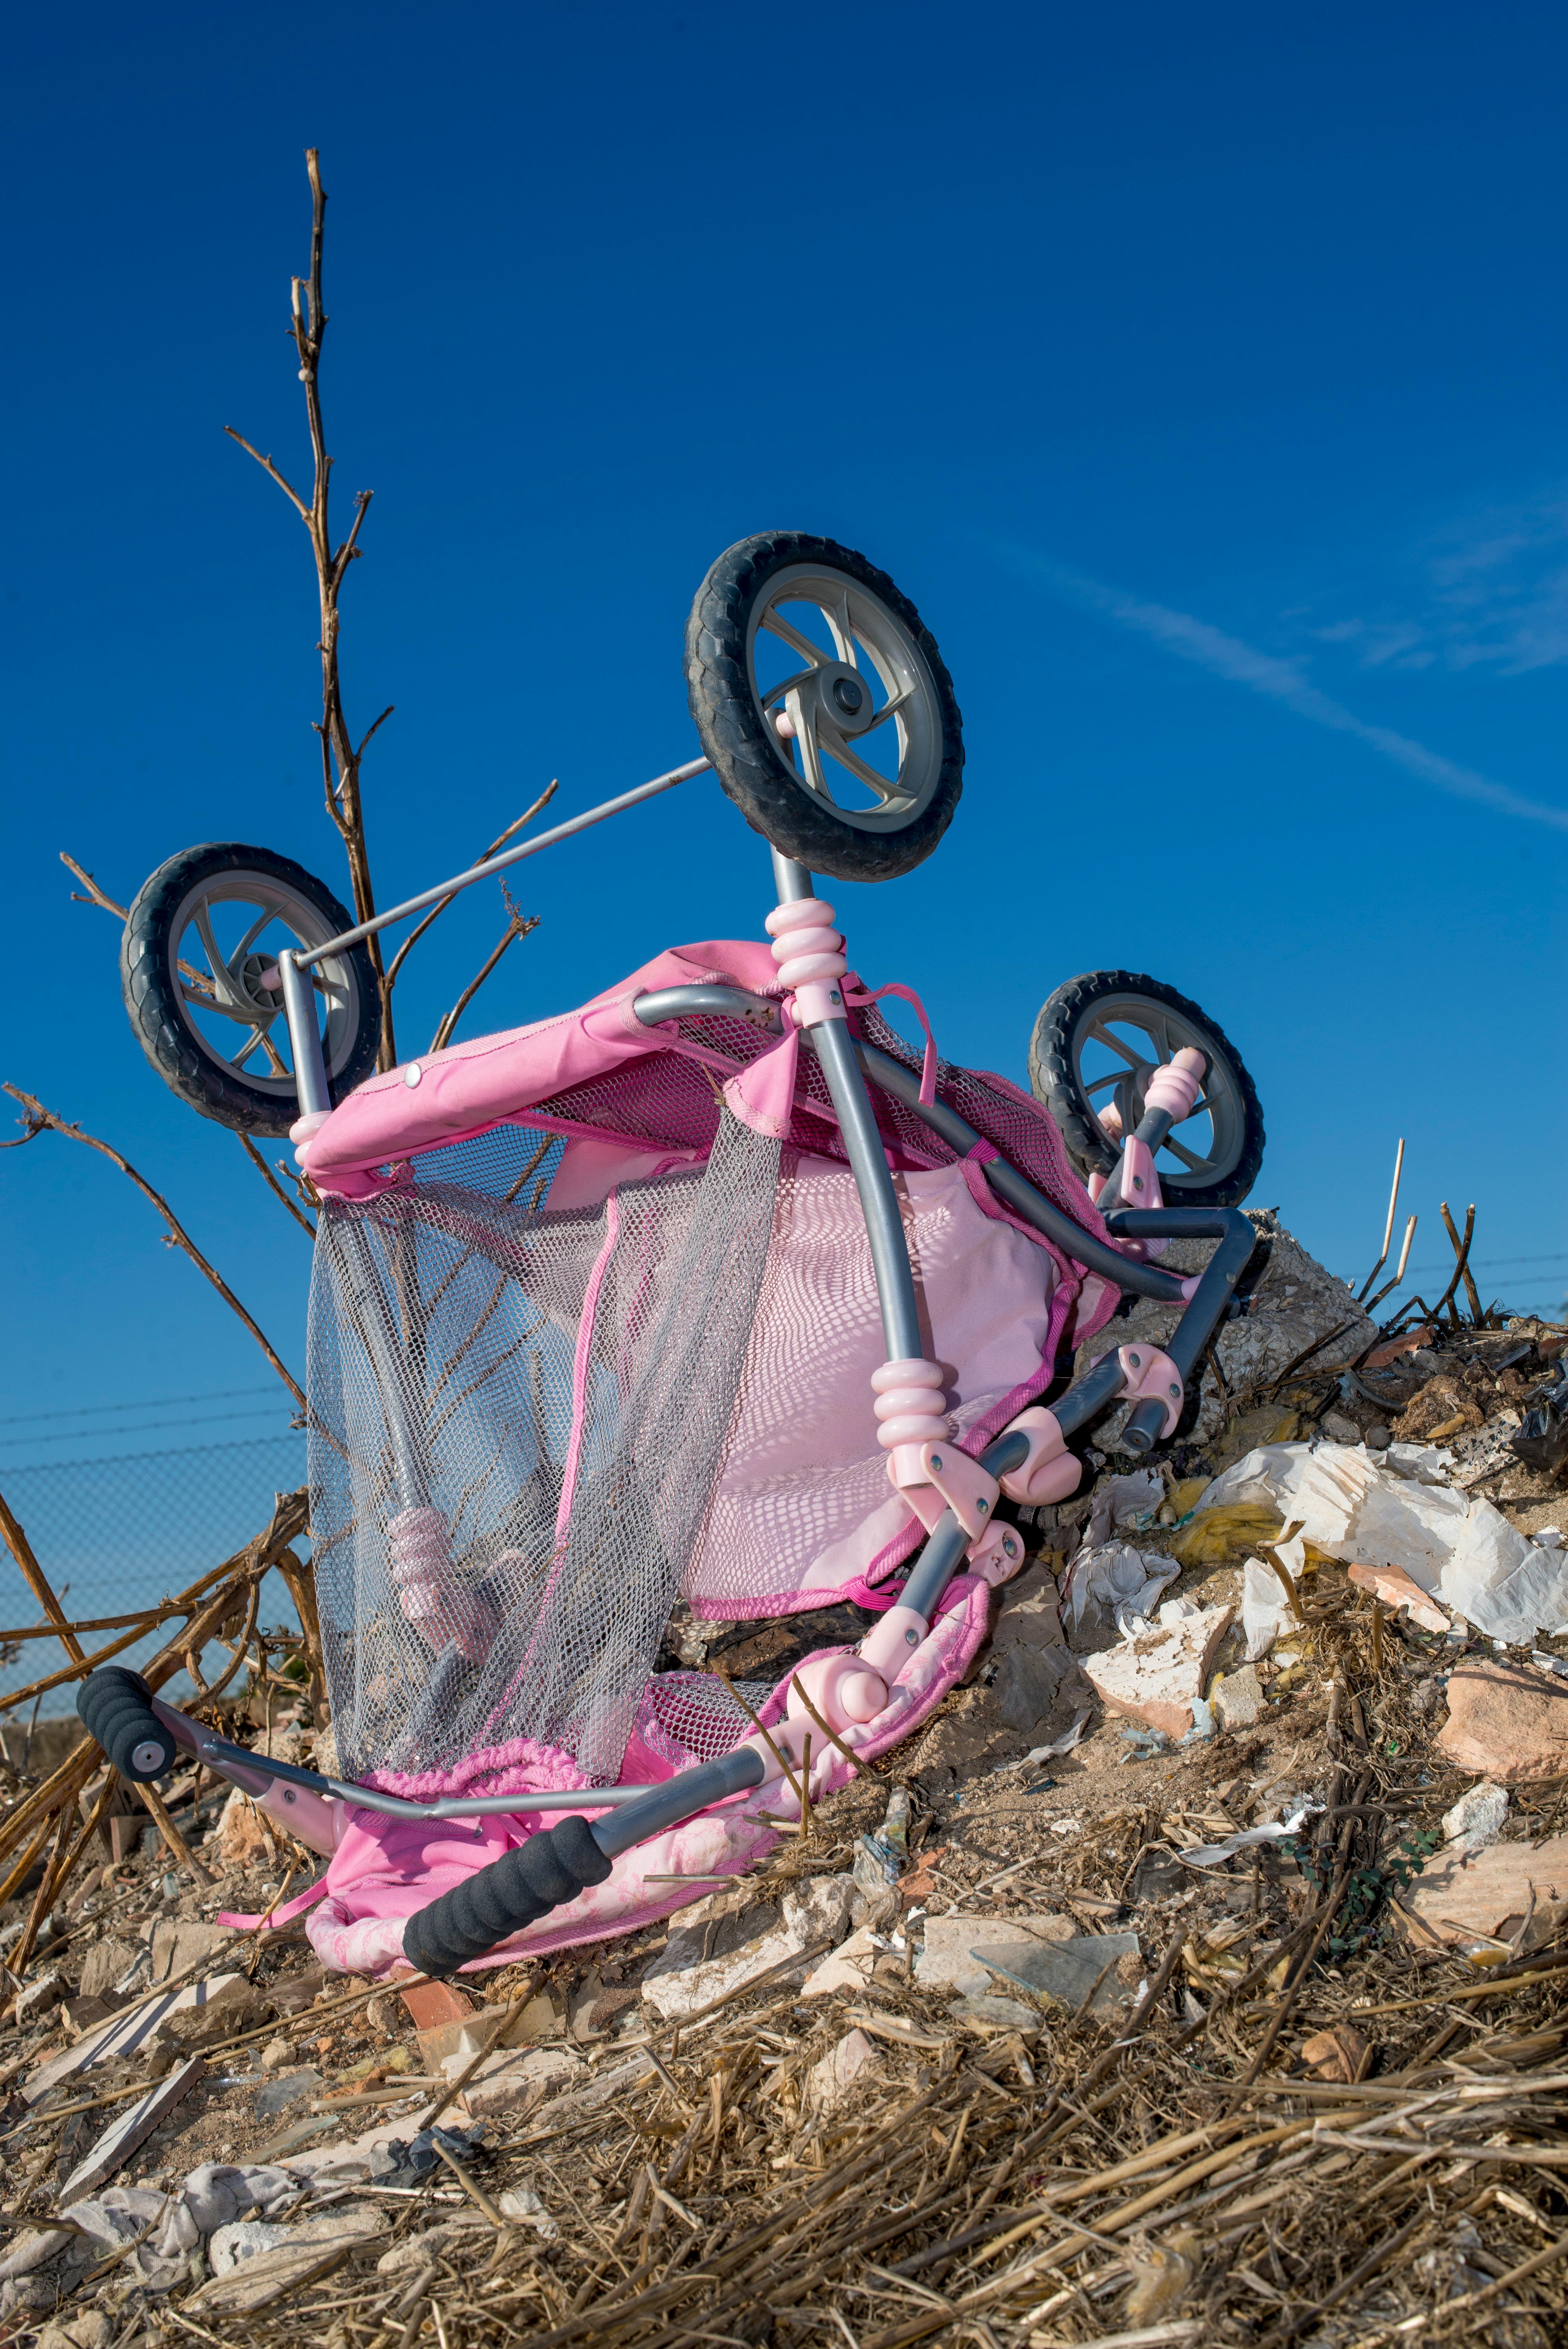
[308,1113,778,1785]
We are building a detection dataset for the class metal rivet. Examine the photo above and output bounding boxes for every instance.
[978,1498,988,1511]
[1170,1384,1181,1397]
[930,1452,943,1469]
[906,1629,918,1645]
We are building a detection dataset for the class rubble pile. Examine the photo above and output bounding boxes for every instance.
[0,1256,1567,2343]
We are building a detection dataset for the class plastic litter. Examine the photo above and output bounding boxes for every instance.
[1240,1554,1302,1661]
[969,1930,1140,2014]
[1176,1801,1317,1868]
[1194,1441,1568,1648]
[1062,1543,1181,1638]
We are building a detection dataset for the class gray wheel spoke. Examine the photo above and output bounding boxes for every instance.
[819,725,900,802]
[761,608,829,667]
[1161,1134,1206,1173]
[823,593,859,668]
[232,905,275,960]
[1086,1023,1141,1066]
[759,665,817,710]
[859,684,913,735]
[1083,1069,1126,1096]
[192,904,249,1013]
[787,687,831,803]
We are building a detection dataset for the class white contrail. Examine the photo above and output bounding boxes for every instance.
[998,545,1568,834]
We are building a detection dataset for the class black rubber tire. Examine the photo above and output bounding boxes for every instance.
[684,532,964,883]
[403,1816,613,1977]
[120,843,381,1138]
[77,1667,178,1782]
[1029,970,1266,1209]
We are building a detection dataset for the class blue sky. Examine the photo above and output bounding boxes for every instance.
[3,0,1566,1486]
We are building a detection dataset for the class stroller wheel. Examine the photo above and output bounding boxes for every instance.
[685,532,964,882]
[120,843,381,1137]
[1030,970,1266,1209]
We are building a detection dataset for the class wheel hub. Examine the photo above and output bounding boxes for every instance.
[239,952,286,1012]
[812,662,877,736]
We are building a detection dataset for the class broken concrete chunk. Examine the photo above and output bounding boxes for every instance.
[641,1874,852,2021]
[1437,1659,1568,1785]
[806,2027,879,2114]
[969,1930,1141,2015]
[1347,1560,1450,1632]
[1081,1602,1235,1741]
[1211,1664,1265,1731]
[1402,1832,1568,1952]
[452,2044,585,2120]
[916,1914,1074,2000]
[15,1973,61,2025]
[76,1939,136,2001]
[149,1921,231,1984]
[376,2215,492,2276]
[948,1994,1039,2031]
[1441,1781,1509,1853]
[800,1926,882,1998]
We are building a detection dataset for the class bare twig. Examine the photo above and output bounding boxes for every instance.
[237,1131,316,1239]
[0,1085,304,1408]
[1356,1139,1404,1303]
[428,893,540,1055]
[58,852,127,919]
[1431,1201,1477,1329]
[1441,1199,1486,1326]
[0,1492,86,1664]
[384,781,559,990]
[226,149,396,1067]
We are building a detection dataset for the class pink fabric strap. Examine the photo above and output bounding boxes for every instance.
[843,981,937,1105]
[216,1875,331,1932]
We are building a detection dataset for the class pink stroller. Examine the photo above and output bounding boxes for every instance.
[82,533,1265,1978]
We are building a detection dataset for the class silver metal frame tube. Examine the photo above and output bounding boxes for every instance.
[294,759,712,967]
[770,852,923,1363]
[278,949,331,1119]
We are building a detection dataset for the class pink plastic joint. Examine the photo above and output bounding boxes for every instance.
[1119,1135,1162,1211]
[1116,1342,1185,1438]
[766,898,848,1025]
[996,1405,1082,1507]
[1142,1047,1206,1123]
[890,1440,1002,1540]
[873,1359,951,1477]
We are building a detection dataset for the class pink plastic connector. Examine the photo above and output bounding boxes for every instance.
[996,1406,1082,1507]
[789,1649,888,1732]
[1143,1047,1206,1123]
[1116,1342,1185,1438]
[765,897,848,1026]
[893,1440,1002,1540]
[873,1358,951,1488]
[1118,1135,1161,1210]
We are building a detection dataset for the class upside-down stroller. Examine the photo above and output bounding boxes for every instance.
[81,532,1265,1978]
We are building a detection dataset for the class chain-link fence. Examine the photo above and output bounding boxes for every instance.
[0,1434,308,1719]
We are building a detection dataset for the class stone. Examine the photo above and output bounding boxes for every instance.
[36,2316,112,2349]
[145,1977,273,2064]
[640,1875,852,2022]
[511,1991,562,2042]
[947,1994,1038,2030]
[1321,1412,1362,1445]
[216,1790,273,1872]
[209,2219,293,2274]
[1211,1665,1265,1731]
[1437,1659,1568,1784]
[1081,1602,1235,1741]
[454,2044,585,2120]
[376,2215,493,2275]
[259,2039,295,2072]
[77,1939,135,2000]
[1074,1217,1376,1448]
[916,1914,1074,2000]
[1441,1781,1509,1854]
[805,2028,879,2115]
[1300,2024,1369,2083]
[1402,1833,1568,1952]
[800,1927,882,1998]
[15,1973,61,2024]
[1347,1561,1449,1632]
[148,1921,230,1984]
[990,1642,1074,1734]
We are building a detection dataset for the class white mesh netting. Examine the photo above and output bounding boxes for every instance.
[307,1110,780,1785]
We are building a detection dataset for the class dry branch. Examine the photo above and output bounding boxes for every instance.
[0,1085,304,1408]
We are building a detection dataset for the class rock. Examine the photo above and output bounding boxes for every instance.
[209,2219,292,2275]
[1081,1602,1235,1741]
[800,1927,882,1998]
[376,2215,493,2275]
[146,1977,273,2064]
[1211,1664,1265,1731]
[1402,1834,1568,1952]
[77,1939,135,2000]
[1437,1659,1568,1784]
[36,2315,112,2349]
[1300,2024,1369,2083]
[1347,1560,1450,1632]
[511,1991,562,2041]
[1442,1781,1509,1854]
[216,1789,273,1872]
[1321,1412,1362,1445]
[149,1921,230,1984]
[1075,1216,1375,1447]
[640,1876,852,2021]
[259,2039,296,2073]
[916,1913,1073,2000]
[15,1973,62,2024]
[451,2044,584,2119]
[806,2028,879,2114]
[948,1994,1038,2030]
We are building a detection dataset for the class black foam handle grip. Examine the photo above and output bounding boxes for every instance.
[76,1667,179,1783]
[402,1814,613,1978]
